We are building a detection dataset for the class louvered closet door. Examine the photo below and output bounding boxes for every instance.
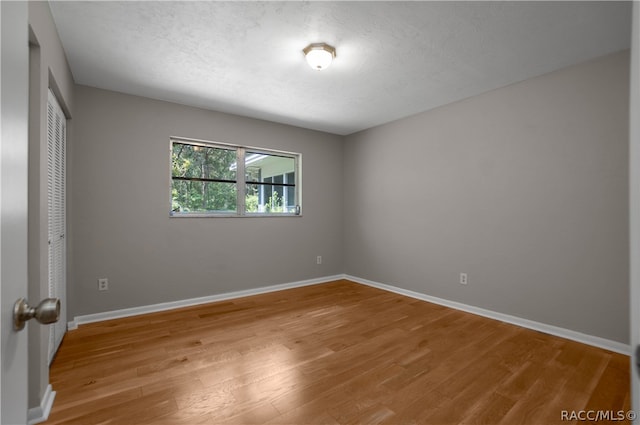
[47,89,67,364]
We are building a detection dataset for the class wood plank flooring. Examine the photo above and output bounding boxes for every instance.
[45,280,630,424]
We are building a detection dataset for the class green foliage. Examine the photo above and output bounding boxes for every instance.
[171,143,237,213]
[265,191,284,213]
[246,194,259,213]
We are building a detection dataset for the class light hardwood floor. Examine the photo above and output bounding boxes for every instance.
[45,280,630,424]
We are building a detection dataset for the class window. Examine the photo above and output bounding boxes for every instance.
[170,138,301,217]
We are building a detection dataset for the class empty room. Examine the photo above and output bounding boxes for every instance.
[1,1,639,424]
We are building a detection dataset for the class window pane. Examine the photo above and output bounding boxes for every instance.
[172,180,237,214]
[244,152,295,213]
[171,141,238,214]
[172,142,236,181]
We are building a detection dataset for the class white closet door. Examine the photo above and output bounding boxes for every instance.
[47,89,67,364]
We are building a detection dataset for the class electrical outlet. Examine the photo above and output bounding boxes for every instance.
[317,256,322,265]
[459,273,468,285]
[98,278,109,291]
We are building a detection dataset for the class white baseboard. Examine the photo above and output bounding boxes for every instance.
[68,274,345,330]
[27,384,56,425]
[67,273,630,356]
[345,274,630,356]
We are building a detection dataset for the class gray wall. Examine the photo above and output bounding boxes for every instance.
[27,1,75,411]
[344,50,630,344]
[70,85,344,318]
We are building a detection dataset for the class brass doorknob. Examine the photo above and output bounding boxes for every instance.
[13,298,60,331]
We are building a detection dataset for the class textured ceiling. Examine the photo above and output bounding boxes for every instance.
[49,1,631,135]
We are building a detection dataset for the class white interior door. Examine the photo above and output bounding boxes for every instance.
[0,1,31,424]
[46,90,66,364]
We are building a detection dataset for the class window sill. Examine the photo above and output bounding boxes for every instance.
[169,213,303,218]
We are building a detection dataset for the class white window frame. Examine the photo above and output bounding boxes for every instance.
[170,137,302,218]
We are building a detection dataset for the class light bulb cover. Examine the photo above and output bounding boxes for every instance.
[303,43,336,70]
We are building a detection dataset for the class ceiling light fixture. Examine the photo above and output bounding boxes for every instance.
[303,43,336,71]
